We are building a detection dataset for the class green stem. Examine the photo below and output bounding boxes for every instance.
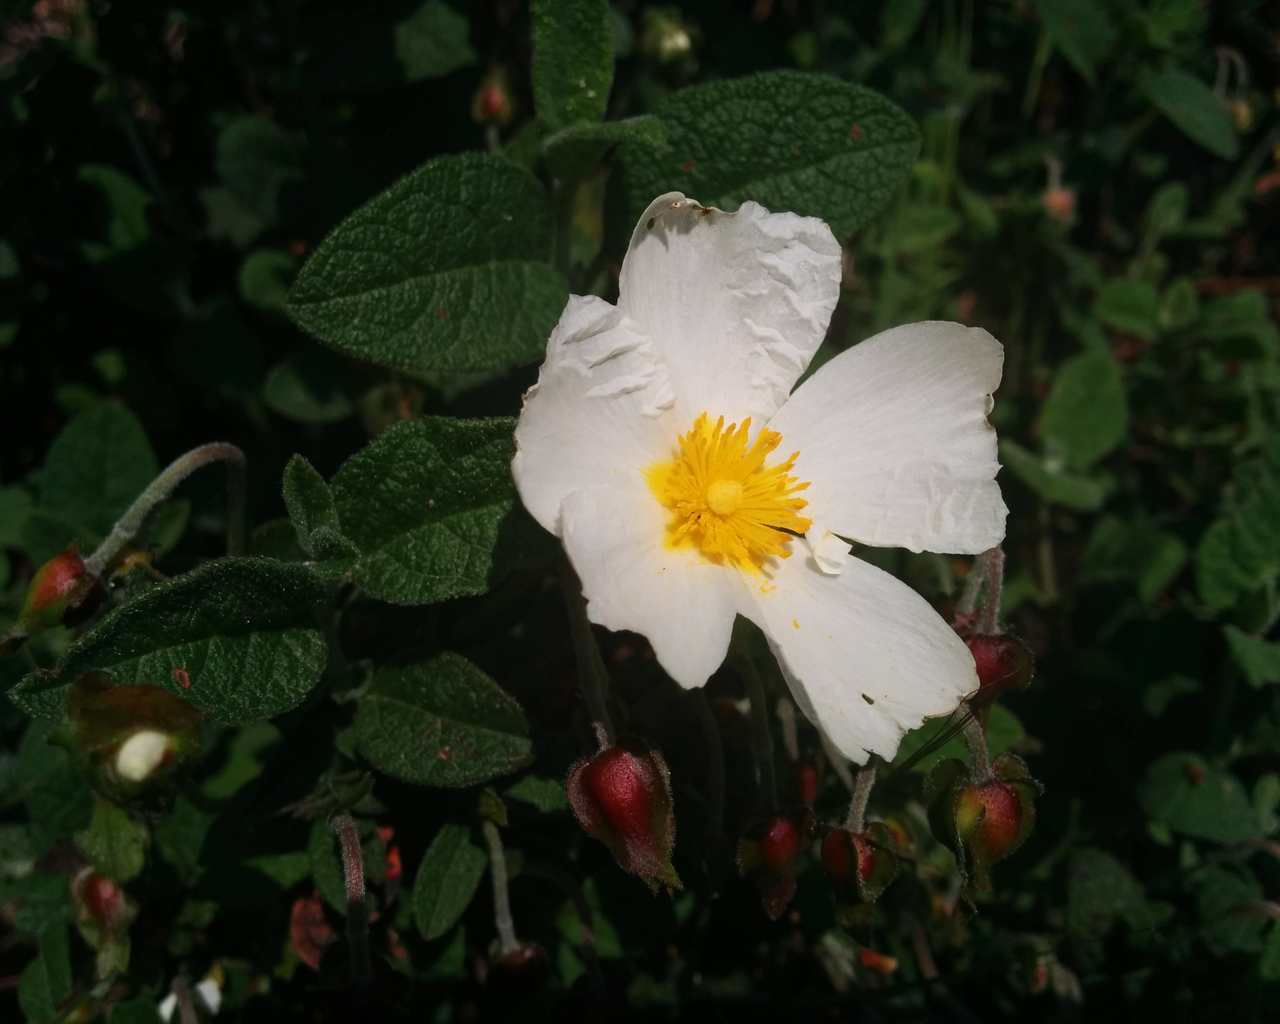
[482,820,519,955]
[691,690,725,843]
[735,640,777,811]
[558,560,616,742]
[962,716,992,783]
[558,557,614,747]
[84,443,246,578]
[329,814,371,989]
[845,762,877,831]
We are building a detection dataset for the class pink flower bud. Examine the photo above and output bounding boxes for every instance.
[965,632,1035,697]
[18,546,100,634]
[566,745,681,893]
[736,811,814,920]
[821,822,899,903]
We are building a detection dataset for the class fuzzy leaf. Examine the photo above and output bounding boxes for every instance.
[18,926,72,1023]
[1039,351,1128,468]
[1223,626,1280,688]
[412,823,487,940]
[543,116,667,182]
[38,401,157,545]
[1195,436,1280,610]
[999,439,1109,510]
[1094,280,1159,341]
[288,153,567,377]
[617,70,920,238]
[532,0,613,130]
[1033,0,1116,84]
[11,558,328,724]
[75,799,149,882]
[354,654,532,788]
[329,417,523,604]
[283,454,357,563]
[1142,68,1239,160]
[1139,753,1260,844]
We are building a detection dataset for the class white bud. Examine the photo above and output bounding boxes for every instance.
[115,729,171,782]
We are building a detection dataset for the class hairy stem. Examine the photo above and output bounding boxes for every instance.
[735,642,777,811]
[482,820,519,955]
[845,762,878,832]
[692,690,725,843]
[978,546,1006,635]
[559,557,615,747]
[330,814,371,989]
[84,442,246,577]
[962,716,993,783]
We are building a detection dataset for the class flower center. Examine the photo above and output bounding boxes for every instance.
[646,413,811,572]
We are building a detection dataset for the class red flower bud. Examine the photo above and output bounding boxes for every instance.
[821,823,899,903]
[736,811,814,920]
[17,546,101,635]
[857,948,899,976]
[1042,186,1076,224]
[566,744,680,893]
[793,759,819,805]
[290,893,336,970]
[955,781,1029,863]
[470,68,513,126]
[965,633,1034,697]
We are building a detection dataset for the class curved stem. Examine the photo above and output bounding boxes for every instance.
[330,814,371,989]
[84,442,246,577]
[962,716,993,784]
[692,690,725,843]
[845,762,877,832]
[559,556,614,746]
[978,547,1006,635]
[735,642,777,811]
[482,820,519,955]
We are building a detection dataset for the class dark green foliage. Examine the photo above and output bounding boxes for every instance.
[1,1,1277,1021]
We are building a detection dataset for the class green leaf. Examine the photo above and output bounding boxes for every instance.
[239,249,297,314]
[1199,291,1279,356]
[288,153,568,377]
[505,774,570,813]
[262,352,355,425]
[11,558,328,724]
[330,417,522,604]
[1066,847,1150,936]
[1197,866,1267,955]
[109,999,164,1024]
[1195,437,1280,610]
[17,925,72,1024]
[892,705,1024,775]
[16,721,94,853]
[75,799,149,882]
[1138,753,1260,844]
[1033,0,1116,83]
[532,0,613,130]
[1038,351,1127,469]
[354,653,532,788]
[412,823,487,940]
[543,116,668,182]
[1159,277,1199,331]
[999,439,1110,510]
[1141,68,1239,160]
[283,454,357,563]
[301,0,474,94]
[1081,516,1186,602]
[1223,626,1280,688]
[204,116,306,244]
[617,70,920,238]
[1262,921,1280,981]
[1094,280,1159,341]
[38,401,157,544]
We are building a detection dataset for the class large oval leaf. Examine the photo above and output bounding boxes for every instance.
[616,70,920,238]
[11,558,328,724]
[354,653,532,788]
[412,823,487,940]
[288,153,568,377]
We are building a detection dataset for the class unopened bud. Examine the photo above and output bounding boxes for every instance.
[965,632,1034,697]
[290,893,336,970]
[471,68,513,126]
[72,869,131,931]
[955,779,1032,864]
[821,822,899,903]
[566,744,681,893]
[641,9,694,65]
[17,546,101,635]
[857,947,899,976]
[1042,186,1076,224]
[737,810,813,920]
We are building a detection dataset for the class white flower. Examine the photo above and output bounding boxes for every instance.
[513,193,1007,764]
[115,728,171,782]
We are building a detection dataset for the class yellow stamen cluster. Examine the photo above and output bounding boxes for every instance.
[647,413,811,572]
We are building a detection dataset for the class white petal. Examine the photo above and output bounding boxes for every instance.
[805,526,851,575]
[513,294,677,534]
[743,546,976,764]
[618,193,842,425]
[768,321,1007,555]
[560,485,741,688]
